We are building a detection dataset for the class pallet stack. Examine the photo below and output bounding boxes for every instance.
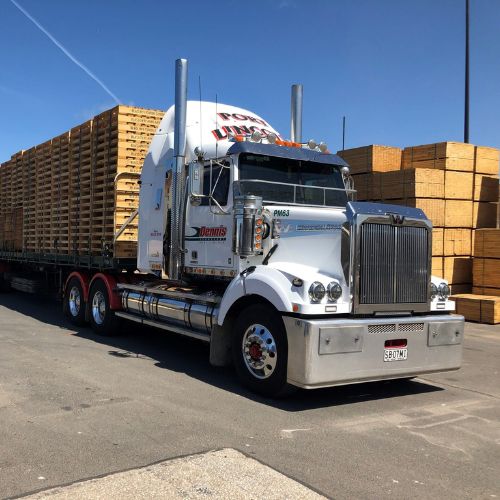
[340,141,499,296]
[0,105,164,259]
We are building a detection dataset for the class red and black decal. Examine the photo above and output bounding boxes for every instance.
[186,226,227,241]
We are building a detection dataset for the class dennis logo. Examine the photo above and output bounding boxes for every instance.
[186,226,227,241]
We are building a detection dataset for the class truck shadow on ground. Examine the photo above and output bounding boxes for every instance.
[0,292,443,411]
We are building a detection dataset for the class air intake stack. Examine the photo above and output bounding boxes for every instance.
[168,58,188,281]
[290,84,303,143]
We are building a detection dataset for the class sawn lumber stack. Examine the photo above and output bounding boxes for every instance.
[0,106,164,259]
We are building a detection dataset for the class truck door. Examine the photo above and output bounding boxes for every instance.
[184,160,235,274]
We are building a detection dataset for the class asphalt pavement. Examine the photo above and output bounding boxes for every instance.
[0,292,499,499]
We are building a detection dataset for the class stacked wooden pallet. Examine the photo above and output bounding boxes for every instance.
[0,160,13,249]
[340,141,499,295]
[0,105,164,259]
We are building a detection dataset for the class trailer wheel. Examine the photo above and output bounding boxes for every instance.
[88,280,121,336]
[64,277,86,325]
[232,304,294,397]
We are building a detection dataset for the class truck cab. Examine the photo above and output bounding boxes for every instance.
[118,60,463,396]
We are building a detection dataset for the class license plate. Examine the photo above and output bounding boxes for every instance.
[384,348,408,362]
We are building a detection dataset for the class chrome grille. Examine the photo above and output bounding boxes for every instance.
[359,223,429,305]
[368,324,396,334]
[398,322,425,332]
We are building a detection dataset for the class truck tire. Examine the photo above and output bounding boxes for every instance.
[232,304,294,397]
[88,280,121,336]
[64,277,86,325]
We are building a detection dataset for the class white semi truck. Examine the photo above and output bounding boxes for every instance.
[1,59,463,396]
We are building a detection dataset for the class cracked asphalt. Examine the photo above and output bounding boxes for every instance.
[0,292,499,499]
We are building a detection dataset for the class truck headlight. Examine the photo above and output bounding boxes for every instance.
[430,283,438,300]
[327,282,342,301]
[438,283,450,301]
[309,282,325,302]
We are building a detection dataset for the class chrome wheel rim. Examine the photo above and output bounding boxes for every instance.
[92,290,106,325]
[242,323,277,379]
[68,286,81,317]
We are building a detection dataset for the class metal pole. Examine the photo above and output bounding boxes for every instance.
[291,84,303,143]
[169,58,188,281]
[464,0,470,143]
[342,116,346,151]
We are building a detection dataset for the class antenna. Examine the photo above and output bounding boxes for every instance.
[342,116,346,151]
[215,93,218,160]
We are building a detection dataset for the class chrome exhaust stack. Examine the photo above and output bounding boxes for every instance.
[290,84,303,143]
[169,58,188,281]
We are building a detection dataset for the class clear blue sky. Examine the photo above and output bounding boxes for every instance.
[1,0,498,163]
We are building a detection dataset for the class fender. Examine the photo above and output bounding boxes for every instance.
[88,273,122,310]
[65,272,90,302]
[217,266,294,326]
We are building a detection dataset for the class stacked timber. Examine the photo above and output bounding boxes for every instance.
[342,141,499,297]
[450,228,500,325]
[0,105,164,259]
[402,142,477,294]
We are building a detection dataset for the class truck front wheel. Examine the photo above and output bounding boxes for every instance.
[64,277,86,325]
[232,304,293,397]
[88,280,121,336]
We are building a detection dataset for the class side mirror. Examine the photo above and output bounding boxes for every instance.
[188,161,204,204]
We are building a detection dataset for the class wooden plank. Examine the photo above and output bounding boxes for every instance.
[472,286,500,297]
[448,284,471,295]
[405,198,445,227]
[473,228,500,258]
[380,171,404,200]
[432,228,444,256]
[443,229,472,256]
[402,142,475,166]
[473,258,500,288]
[336,145,402,175]
[404,168,444,198]
[443,256,472,284]
[445,200,473,228]
[432,256,443,277]
[473,174,499,202]
[402,158,474,172]
[450,294,481,322]
[475,146,499,175]
[444,171,473,199]
[473,202,498,228]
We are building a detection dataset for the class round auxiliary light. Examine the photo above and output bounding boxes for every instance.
[318,142,328,153]
[430,283,438,300]
[438,282,450,300]
[307,139,317,150]
[267,132,277,144]
[309,282,326,303]
[327,282,342,301]
[341,166,350,177]
[251,130,262,142]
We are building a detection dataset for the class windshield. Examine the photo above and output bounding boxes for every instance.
[236,153,348,207]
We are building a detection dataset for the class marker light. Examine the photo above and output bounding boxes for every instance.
[318,142,328,153]
[267,133,277,144]
[307,139,317,150]
[251,131,262,142]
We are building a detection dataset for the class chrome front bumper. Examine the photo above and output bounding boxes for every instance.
[284,314,463,389]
